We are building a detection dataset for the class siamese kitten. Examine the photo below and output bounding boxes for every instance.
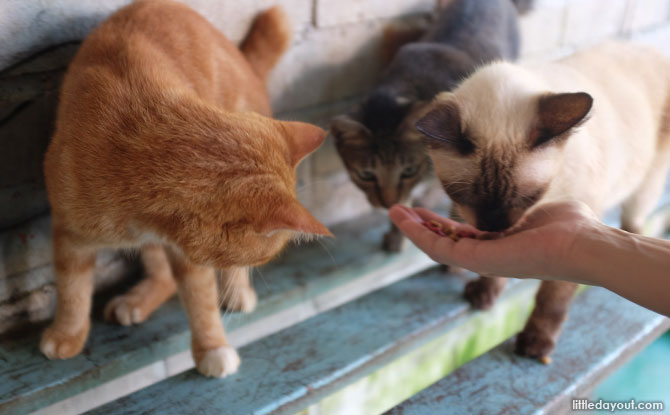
[416,42,670,358]
[331,0,530,252]
[41,0,330,378]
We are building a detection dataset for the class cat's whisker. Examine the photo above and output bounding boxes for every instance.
[316,238,336,265]
[442,180,473,191]
[295,179,345,194]
[216,272,230,310]
[219,278,236,319]
[227,283,242,319]
[254,267,270,291]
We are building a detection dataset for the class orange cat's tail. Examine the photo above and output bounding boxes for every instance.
[241,6,292,83]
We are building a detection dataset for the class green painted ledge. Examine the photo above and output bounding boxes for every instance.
[294,279,544,415]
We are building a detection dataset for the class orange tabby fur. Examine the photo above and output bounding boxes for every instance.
[41,0,330,378]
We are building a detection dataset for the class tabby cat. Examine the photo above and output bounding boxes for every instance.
[331,0,530,252]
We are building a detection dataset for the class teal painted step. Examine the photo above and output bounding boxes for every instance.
[0,211,439,415]
[590,331,670,412]
[385,287,670,415]
[86,270,543,415]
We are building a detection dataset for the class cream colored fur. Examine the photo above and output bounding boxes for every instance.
[433,42,670,230]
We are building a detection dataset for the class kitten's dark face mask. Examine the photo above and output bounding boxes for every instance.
[331,114,430,209]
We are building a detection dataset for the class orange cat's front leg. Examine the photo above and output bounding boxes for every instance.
[168,249,239,378]
[41,231,96,359]
[105,244,177,325]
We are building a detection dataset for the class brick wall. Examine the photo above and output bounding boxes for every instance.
[0,0,669,332]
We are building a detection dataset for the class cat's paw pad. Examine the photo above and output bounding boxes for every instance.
[441,264,464,274]
[515,329,555,359]
[382,231,405,253]
[221,286,257,313]
[196,346,241,378]
[464,279,500,310]
[40,325,88,359]
[104,295,148,326]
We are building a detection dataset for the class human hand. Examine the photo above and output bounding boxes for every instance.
[389,201,601,279]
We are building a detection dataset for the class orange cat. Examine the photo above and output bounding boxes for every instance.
[41,0,331,378]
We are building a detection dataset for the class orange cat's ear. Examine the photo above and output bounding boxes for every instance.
[260,199,333,237]
[281,121,327,166]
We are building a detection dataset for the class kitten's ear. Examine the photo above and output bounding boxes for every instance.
[330,115,371,148]
[532,92,593,147]
[281,121,327,166]
[260,199,333,237]
[415,99,473,154]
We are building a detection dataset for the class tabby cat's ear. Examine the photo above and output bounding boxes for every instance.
[415,99,474,155]
[281,121,327,166]
[330,115,371,147]
[531,92,593,147]
[260,199,332,237]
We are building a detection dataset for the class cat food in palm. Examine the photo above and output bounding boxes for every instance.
[421,220,460,241]
[421,219,485,241]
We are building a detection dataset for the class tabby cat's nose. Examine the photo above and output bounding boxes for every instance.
[379,191,399,208]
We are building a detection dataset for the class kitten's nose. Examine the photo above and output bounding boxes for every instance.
[476,209,511,232]
[379,190,400,209]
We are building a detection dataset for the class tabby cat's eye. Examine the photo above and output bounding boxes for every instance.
[401,165,419,178]
[356,169,376,181]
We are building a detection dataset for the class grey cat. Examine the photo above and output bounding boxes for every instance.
[330,0,532,252]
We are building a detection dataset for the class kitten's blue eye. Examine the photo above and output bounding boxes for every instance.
[401,165,419,178]
[356,170,376,181]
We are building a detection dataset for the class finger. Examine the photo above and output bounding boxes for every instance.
[389,204,423,223]
[389,205,421,226]
[390,210,459,263]
[412,208,484,236]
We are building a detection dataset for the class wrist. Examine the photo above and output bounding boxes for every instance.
[561,220,614,286]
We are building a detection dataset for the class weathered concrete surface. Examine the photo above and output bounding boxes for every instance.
[0,252,134,334]
[0,214,52,280]
[0,212,138,334]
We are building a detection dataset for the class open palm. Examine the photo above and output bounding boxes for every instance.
[389,201,600,279]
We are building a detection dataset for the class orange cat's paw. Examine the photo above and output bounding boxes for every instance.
[104,295,149,326]
[40,324,89,359]
[196,346,241,378]
[515,328,555,359]
[221,286,257,313]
